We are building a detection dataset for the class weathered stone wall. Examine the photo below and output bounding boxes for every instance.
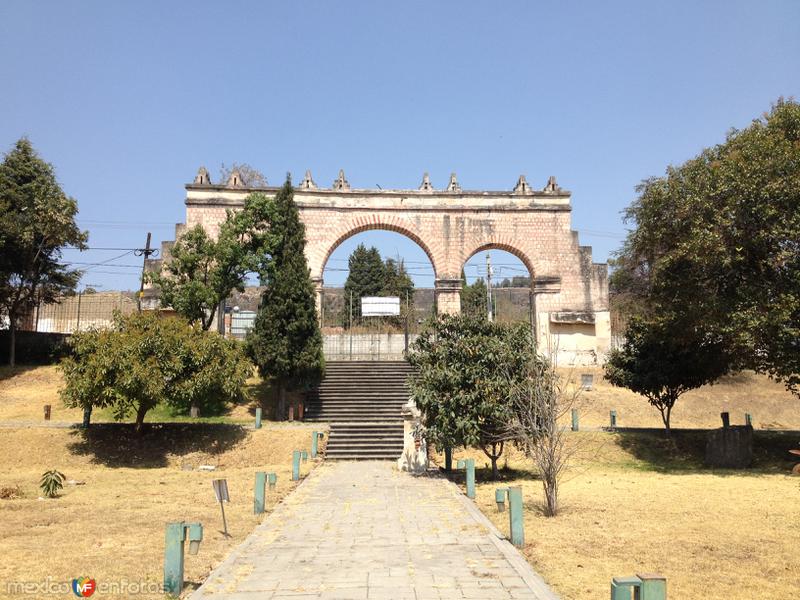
[156,171,611,363]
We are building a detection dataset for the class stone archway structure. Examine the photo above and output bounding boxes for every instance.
[160,169,611,364]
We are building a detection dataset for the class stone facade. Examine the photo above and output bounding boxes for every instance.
[154,169,611,364]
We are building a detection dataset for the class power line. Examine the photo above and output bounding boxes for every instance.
[64,262,142,268]
[64,246,142,251]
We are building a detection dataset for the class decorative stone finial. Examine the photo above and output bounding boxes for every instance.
[299,169,317,189]
[446,172,461,192]
[227,169,243,188]
[332,169,350,191]
[513,175,532,194]
[194,166,211,185]
[419,172,434,192]
[543,176,561,193]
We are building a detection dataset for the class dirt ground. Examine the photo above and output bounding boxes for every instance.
[443,432,800,600]
[0,423,327,599]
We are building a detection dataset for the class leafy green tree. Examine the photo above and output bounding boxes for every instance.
[343,244,386,322]
[60,312,251,432]
[383,258,415,325]
[147,192,276,329]
[604,316,732,436]
[612,100,800,394]
[0,138,88,365]
[460,269,487,318]
[408,314,535,478]
[247,177,324,420]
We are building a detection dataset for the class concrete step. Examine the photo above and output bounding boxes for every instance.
[310,361,411,457]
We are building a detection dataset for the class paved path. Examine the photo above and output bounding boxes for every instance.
[190,461,557,600]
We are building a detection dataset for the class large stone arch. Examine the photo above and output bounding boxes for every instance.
[307,214,443,282]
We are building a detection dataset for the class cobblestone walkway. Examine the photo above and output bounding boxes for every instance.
[190,461,557,600]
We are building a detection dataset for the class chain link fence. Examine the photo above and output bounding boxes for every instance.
[21,292,138,334]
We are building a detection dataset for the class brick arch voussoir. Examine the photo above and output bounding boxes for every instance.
[314,216,441,280]
[459,238,539,284]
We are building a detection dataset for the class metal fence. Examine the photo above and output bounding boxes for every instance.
[22,292,137,334]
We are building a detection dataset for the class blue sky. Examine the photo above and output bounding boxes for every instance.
[1,1,797,290]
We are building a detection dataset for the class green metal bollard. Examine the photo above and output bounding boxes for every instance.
[611,574,666,600]
[745,412,753,427]
[187,523,203,555]
[444,447,453,472]
[610,410,617,429]
[164,522,203,596]
[610,575,641,600]
[456,458,476,499]
[301,450,308,462]
[254,472,266,514]
[639,574,667,599]
[255,407,262,429]
[311,431,324,458]
[495,488,506,511]
[268,472,277,490]
[571,409,579,432]
[292,450,301,481]
[495,487,524,546]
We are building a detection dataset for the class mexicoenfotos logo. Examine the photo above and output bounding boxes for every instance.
[71,577,96,597]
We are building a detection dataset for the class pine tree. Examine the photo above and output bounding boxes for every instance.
[343,244,386,323]
[247,176,324,420]
[383,258,415,326]
[0,138,88,365]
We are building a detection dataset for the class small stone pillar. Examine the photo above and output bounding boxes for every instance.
[312,277,324,323]
[397,399,428,474]
[435,278,462,315]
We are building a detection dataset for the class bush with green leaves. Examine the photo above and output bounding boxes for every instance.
[40,469,64,498]
[604,316,731,436]
[60,312,252,431]
[408,314,535,478]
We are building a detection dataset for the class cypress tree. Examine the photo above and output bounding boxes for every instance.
[343,243,386,322]
[247,176,324,420]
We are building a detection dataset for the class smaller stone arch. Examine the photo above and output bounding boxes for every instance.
[459,239,537,286]
[309,214,443,281]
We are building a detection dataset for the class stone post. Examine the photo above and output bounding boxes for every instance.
[397,399,428,474]
[435,278,462,315]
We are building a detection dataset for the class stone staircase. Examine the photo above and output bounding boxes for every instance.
[305,361,413,460]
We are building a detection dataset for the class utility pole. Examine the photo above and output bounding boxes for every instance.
[486,252,494,322]
[135,232,157,312]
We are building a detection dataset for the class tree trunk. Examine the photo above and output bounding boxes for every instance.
[8,316,16,367]
[660,405,673,438]
[482,441,504,480]
[135,404,148,434]
[277,385,287,422]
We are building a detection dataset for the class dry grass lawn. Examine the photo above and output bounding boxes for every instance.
[0,423,327,599]
[4,365,799,431]
[564,367,800,430]
[0,366,295,425]
[444,432,800,600]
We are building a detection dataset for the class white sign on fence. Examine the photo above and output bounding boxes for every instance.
[361,296,401,317]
